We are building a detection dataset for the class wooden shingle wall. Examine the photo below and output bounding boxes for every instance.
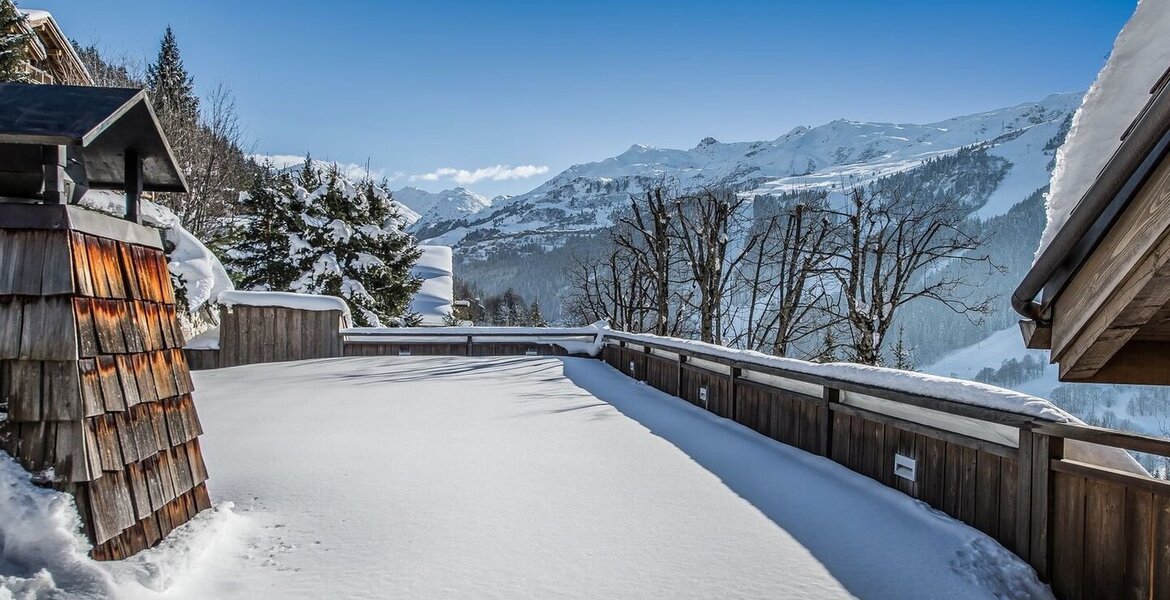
[0,227,211,561]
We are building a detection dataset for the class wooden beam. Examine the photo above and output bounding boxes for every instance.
[1019,319,1051,350]
[42,145,67,204]
[124,150,143,224]
[1065,340,1170,385]
[1051,151,1170,379]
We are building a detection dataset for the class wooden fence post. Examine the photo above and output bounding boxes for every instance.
[466,335,473,357]
[1016,424,1035,563]
[1026,428,1064,582]
[730,367,741,422]
[820,387,839,458]
[677,353,687,399]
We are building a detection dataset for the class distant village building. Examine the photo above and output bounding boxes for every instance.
[1014,1,1170,384]
[14,9,92,85]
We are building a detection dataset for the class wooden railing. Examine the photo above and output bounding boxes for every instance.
[339,326,599,357]
[598,330,1170,600]
[183,312,1169,597]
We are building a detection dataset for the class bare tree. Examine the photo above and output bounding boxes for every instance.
[728,196,838,356]
[614,187,679,336]
[671,187,758,344]
[827,184,1001,365]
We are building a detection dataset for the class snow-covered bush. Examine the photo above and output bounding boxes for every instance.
[225,158,421,326]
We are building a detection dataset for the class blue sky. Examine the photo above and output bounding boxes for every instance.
[37,0,1135,197]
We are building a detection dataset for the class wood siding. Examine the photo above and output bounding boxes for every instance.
[0,224,210,561]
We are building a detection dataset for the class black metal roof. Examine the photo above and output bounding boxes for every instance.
[0,83,188,193]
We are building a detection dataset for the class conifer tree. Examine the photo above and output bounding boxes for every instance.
[146,26,198,125]
[892,325,915,370]
[224,162,302,290]
[0,0,30,83]
[292,163,421,326]
[527,300,547,327]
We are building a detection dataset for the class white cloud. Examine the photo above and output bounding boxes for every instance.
[411,164,550,185]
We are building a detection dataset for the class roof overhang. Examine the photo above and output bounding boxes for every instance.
[0,83,188,193]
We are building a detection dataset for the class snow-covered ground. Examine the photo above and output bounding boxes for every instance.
[1,356,1049,599]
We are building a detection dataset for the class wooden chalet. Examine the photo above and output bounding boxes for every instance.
[12,9,93,86]
[1014,68,1170,384]
[0,83,209,559]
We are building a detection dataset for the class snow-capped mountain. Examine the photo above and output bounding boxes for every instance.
[417,92,1080,258]
[392,186,493,233]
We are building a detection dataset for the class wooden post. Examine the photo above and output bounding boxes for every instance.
[42,145,67,204]
[677,353,687,398]
[730,366,741,422]
[1016,424,1035,563]
[1027,429,1064,581]
[124,149,143,223]
[465,335,473,357]
[820,387,839,458]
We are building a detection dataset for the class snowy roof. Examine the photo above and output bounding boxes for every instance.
[218,290,351,316]
[1038,0,1170,256]
[409,245,455,326]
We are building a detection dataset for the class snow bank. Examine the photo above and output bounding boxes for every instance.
[409,245,455,326]
[175,356,1050,599]
[218,290,351,317]
[183,327,220,351]
[1038,0,1170,256]
[607,331,1146,474]
[78,192,234,313]
[0,452,256,599]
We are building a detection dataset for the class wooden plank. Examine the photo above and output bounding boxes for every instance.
[53,421,94,482]
[1016,427,1035,562]
[41,360,82,421]
[39,231,74,296]
[69,232,94,297]
[3,360,43,422]
[975,452,1001,539]
[1051,472,1085,600]
[999,458,1018,551]
[1030,433,1063,581]
[84,236,109,298]
[923,436,946,509]
[830,400,1017,459]
[262,306,277,363]
[1083,478,1126,600]
[114,411,140,465]
[13,230,46,296]
[96,356,125,412]
[960,445,978,525]
[0,297,22,359]
[1122,487,1153,600]
[98,238,126,298]
[93,415,123,472]
[19,297,79,361]
[117,243,140,300]
[1154,493,1170,600]
[114,355,141,408]
[73,298,99,358]
[1033,420,1170,459]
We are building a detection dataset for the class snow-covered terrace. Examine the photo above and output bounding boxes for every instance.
[5,355,1049,598]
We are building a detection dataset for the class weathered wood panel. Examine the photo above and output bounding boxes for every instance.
[0,220,212,561]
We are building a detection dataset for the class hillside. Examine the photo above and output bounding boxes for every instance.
[417,92,1079,261]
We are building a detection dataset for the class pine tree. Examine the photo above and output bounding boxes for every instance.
[527,300,546,327]
[297,154,320,192]
[292,163,422,326]
[224,162,303,290]
[892,325,915,371]
[0,0,30,83]
[146,26,198,124]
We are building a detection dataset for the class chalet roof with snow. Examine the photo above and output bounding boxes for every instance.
[0,84,188,197]
[1013,1,1170,384]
